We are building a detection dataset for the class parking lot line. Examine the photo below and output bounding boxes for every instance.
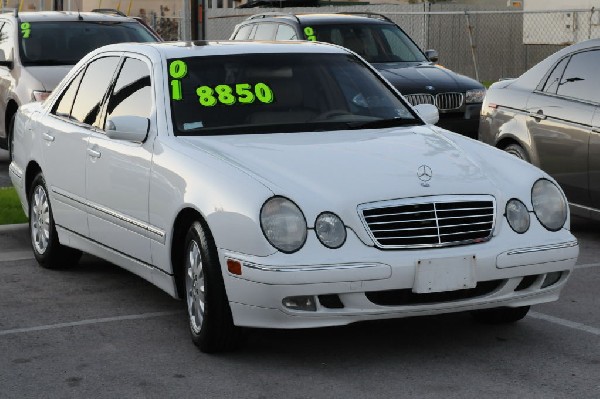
[529,311,600,336]
[0,250,34,262]
[0,311,182,337]
[575,262,600,269]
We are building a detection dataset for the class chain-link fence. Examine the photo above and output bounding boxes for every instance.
[138,7,186,41]
[205,5,600,83]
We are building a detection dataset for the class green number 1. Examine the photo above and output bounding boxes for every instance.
[171,80,182,101]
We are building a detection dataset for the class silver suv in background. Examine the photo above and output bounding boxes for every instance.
[0,10,161,159]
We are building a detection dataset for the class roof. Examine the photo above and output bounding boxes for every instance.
[245,13,392,25]
[0,11,138,22]
[97,40,351,59]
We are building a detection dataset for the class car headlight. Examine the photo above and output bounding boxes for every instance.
[260,197,307,253]
[505,199,530,234]
[532,179,567,231]
[465,88,486,104]
[315,212,346,249]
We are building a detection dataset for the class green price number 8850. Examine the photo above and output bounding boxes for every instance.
[196,83,274,107]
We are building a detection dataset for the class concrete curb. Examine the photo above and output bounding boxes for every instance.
[0,223,28,233]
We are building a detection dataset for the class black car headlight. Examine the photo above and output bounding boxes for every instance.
[260,197,307,253]
[531,179,567,231]
[466,88,486,104]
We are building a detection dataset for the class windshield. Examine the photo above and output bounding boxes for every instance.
[303,23,427,64]
[168,53,419,136]
[19,21,157,66]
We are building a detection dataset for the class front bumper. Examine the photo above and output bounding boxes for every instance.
[219,228,578,329]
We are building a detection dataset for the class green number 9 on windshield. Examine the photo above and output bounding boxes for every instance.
[21,22,31,39]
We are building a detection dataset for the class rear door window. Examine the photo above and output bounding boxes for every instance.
[540,56,568,94]
[275,24,297,40]
[254,23,277,40]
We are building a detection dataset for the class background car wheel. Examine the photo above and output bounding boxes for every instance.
[470,306,530,324]
[184,221,241,353]
[29,173,82,269]
[503,143,530,162]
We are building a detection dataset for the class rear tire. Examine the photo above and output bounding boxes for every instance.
[470,306,530,324]
[29,173,82,269]
[503,143,530,162]
[183,221,241,353]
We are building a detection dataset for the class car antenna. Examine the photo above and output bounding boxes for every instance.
[75,0,83,20]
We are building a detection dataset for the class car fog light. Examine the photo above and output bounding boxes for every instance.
[506,199,530,234]
[541,271,562,288]
[315,212,346,248]
[282,296,317,311]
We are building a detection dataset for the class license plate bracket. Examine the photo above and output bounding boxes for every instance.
[413,255,477,294]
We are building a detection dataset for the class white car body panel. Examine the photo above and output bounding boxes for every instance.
[9,41,579,330]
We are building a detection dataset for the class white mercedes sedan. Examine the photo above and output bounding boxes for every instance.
[10,41,578,353]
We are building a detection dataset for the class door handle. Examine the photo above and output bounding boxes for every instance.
[42,132,55,142]
[87,148,101,159]
[528,110,547,121]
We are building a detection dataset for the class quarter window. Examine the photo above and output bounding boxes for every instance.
[556,50,600,103]
[53,70,84,118]
[275,24,297,40]
[541,56,568,94]
[70,56,120,127]
[105,57,152,127]
[233,24,253,40]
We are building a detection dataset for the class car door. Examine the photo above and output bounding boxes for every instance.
[0,20,13,144]
[588,107,600,209]
[525,50,599,207]
[85,55,155,265]
[42,56,121,236]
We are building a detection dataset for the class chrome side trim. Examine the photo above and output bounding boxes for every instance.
[506,241,578,256]
[243,262,384,273]
[52,188,166,244]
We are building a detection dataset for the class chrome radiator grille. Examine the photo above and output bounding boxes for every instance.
[359,196,495,249]
[404,92,464,111]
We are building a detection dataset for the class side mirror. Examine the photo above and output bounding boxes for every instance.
[106,115,149,142]
[424,49,439,63]
[413,103,439,125]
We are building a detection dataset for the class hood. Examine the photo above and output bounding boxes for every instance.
[375,63,483,94]
[179,126,503,221]
[24,65,74,91]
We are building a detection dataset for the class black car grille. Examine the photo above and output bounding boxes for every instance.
[405,92,464,111]
[360,196,495,249]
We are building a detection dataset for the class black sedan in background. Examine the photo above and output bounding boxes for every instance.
[230,12,486,138]
[479,38,600,220]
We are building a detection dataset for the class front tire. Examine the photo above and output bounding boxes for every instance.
[470,306,530,324]
[183,221,240,353]
[29,173,81,269]
[503,143,530,162]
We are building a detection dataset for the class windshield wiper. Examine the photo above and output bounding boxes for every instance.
[345,118,422,130]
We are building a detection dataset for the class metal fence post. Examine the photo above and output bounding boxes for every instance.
[464,11,480,82]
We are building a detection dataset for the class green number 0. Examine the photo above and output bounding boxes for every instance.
[255,83,274,104]
[169,60,187,79]
[303,26,316,41]
[21,22,31,39]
